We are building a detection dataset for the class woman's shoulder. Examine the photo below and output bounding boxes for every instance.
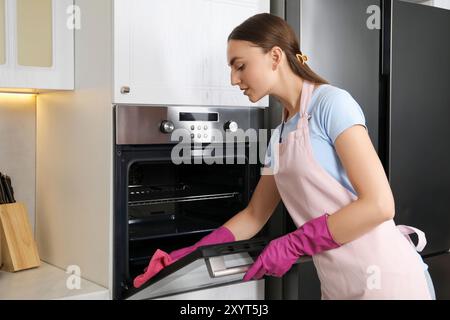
[311,83,367,143]
[311,84,362,115]
[313,84,355,106]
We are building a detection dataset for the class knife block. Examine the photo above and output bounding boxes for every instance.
[0,202,40,272]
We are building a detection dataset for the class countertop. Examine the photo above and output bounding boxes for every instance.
[0,262,109,300]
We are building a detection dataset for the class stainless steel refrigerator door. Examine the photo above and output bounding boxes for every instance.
[299,0,380,150]
[390,1,450,255]
[424,253,450,300]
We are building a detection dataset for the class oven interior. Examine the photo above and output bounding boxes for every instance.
[127,160,252,279]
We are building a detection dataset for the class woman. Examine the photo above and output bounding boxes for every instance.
[134,13,435,300]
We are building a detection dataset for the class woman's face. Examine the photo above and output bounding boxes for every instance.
[227,40,276,103]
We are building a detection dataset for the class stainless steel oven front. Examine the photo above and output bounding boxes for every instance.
[113,105,268,300]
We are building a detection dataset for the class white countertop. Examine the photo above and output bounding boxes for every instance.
[0,262,109,300]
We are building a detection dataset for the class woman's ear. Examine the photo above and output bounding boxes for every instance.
[270,46,283,71]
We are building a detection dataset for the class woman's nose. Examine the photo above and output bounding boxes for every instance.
[230,72,240,86]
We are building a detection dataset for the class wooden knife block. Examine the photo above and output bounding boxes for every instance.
[0,202,40,272]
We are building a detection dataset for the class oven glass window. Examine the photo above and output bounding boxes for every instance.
[127,161,249,278]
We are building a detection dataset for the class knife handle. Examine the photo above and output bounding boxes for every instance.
[0,173,7,204]
[5,175,15,203]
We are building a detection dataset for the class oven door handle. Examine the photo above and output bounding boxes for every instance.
[200,238,268,278]
[205,256,252,278]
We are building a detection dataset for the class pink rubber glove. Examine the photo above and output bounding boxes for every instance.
[133,226,235,288]
[243,214,340,281]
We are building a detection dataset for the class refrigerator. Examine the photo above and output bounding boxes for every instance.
[265,0,450,299]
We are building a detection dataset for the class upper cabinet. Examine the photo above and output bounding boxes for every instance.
[0,0,5,66]
[114,0,270,107]
[0,0,74,92]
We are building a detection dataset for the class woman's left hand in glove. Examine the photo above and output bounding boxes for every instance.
[243,214,341,281]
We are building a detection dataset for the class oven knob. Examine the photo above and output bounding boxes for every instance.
[224,121,238,133]
[160,120,175,134]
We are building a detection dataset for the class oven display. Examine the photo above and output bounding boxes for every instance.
[179,112,219,122]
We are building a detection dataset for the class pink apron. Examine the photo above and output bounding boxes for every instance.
[273,80,431,299]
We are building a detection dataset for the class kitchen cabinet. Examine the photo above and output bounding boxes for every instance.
[0,0,5,65]
[114,0,269,107]
[0,0,74,92]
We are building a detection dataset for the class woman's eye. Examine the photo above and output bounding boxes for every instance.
[237,65,245,71]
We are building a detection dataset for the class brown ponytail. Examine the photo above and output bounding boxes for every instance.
[228,13,328,85]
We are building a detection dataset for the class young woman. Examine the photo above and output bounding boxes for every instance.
[134,13,435,300]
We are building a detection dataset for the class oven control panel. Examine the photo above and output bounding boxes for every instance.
[115,106,263,145]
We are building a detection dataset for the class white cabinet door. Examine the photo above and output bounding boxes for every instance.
[0,0,74,91]
[114,0,269,106]
[0,0,5,66]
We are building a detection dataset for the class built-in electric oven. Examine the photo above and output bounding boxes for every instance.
[113,105,268,300]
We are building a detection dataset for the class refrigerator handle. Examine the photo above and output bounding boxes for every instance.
[381,0,392,76]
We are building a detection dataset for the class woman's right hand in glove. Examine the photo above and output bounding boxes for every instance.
[133,226,235,288]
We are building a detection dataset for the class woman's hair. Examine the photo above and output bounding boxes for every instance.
[228,13,328,85]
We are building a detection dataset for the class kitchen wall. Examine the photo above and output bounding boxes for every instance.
[0,93,36,231]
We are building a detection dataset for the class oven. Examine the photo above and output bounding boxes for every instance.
[113,105,268,300]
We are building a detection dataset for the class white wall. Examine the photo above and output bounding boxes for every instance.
[0,93,36,232]
[36,0,113,288]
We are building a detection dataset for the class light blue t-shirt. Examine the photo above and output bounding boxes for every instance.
[265,84,367,196]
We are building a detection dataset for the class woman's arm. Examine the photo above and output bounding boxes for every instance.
[327,125,395,244]
[224,174,281,241]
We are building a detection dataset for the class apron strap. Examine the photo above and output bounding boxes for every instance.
[397,225,427,252]
[299,81,313,115]
[280,81,315,122]
[279,80,315,140]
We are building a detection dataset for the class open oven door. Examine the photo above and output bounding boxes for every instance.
[125,238,267,300]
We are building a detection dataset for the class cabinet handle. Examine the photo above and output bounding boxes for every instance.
[121,86,130,94]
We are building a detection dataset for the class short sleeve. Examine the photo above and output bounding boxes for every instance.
[317,88,367,144]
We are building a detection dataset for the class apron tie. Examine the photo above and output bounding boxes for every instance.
[397,225,427,252]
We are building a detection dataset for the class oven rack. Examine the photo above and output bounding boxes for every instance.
[128,191,240,206]
[128,215,219,242]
